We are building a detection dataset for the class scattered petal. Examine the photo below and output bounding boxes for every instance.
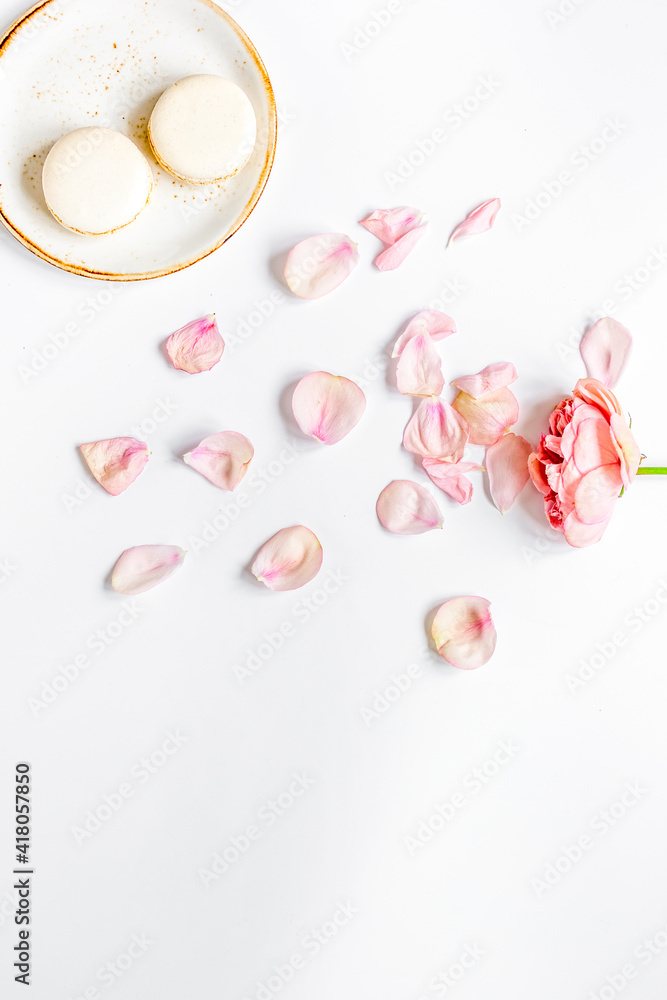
[403,397,469,461]
[183,431,254,490]
[452,387,519,446]
[580,317,632,388]
[422,459,481,505]
[360,206,425,244]
[111,544,186,596]
[284,233,359,299]
[376,480,443,534]
[431,596,497,670]
[166,314,225,374]
[486,433,532,513]
[251,525,323,591]
[448,198,501,246]
[392,310,457,357]
[452,362,517,399]
[80,437,149,496]
[396,332,445,396]
[375,224,427,271]
[292,371,366,444]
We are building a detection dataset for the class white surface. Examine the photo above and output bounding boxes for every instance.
[2,0,667,998]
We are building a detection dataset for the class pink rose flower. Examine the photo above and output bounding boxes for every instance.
[528,377,640,547]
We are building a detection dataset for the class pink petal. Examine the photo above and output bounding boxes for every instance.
[609,413,640,487]
[431,596,497,670]
[579,317,632,388]
[359,206,425,244]
[376,480,443,534]
[563,510,613,548]
[486,433,532,513]
[396,332,445,396]
[80,437,149,496]
[403,397,469,461]
[284,234,359,299]
[111,544,186,596]
[574,466,622,525]
[452,388,519,446]
[375,225,427,271]
[392,310,457,357]
[422,459,481,505]
[452,362,517,399]
[292,371,366,445]
[251,525,323,592]
[166,314,225,374]
[183,431,254,490]
[573,377,623,418]
[448,198,501,246]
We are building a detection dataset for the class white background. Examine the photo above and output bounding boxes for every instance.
[2,0,667,998]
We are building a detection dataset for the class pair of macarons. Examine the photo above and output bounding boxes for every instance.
[42,74,257,237]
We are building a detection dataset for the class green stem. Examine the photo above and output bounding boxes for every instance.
[637,467,667,475]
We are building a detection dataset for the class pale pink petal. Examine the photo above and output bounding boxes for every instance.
[574,466,622,525]
[251,525,323,592]
[422,459,481,505]
[359,206,425,244]
[376,480,443,534]
[431,596,497,670]
[486,433,532,513]
[573,377,623,418]
[166,314,225,374]
[452,388,519,446]
[609,413,641,487]
[392,310,457,357]
[452,362,518,399]
[580,317,632,388]
[80,437,149,496]
[563,510,612,548]
[111,544,186,596]
[183,431,254,490]
[292,371,366,444]
[284,234,359,299]
[396,332,445,396]
[375,225,427,271]
[403,397,469,461]
[448,198,501,246]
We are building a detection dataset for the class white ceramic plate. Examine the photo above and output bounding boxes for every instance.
[0,0,276,280]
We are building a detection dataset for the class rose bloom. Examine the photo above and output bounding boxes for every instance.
[528,377,640,547]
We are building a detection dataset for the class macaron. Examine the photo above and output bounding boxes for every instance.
[42,127,153,236]
[148,74,257,185]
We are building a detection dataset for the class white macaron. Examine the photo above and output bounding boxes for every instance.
[148,74,257,185]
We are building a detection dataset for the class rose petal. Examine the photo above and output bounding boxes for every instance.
[292,371,366,445]
[284,234,359,299]
[609,412,640,487]
[359,206,425,244]
[486,433,532,513]
[251,525,323,591]
[563,510,613,548]
[80,437,149,496]
[452,388,519,446]
[573,377,623,418]
[580,317,632,388]
[183,431,254,490]
[111,544,186,596]
[396,332,445,396]
[574,466,622,525]
[431,596,497,670]
[403,397,469,461]
[392,310,457,357]
[447,198,501,246]
[166,314,225,374]
[376,480,443,534]
[375,225,427,271]
[422,459,481,505]
[452,362,518,399]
